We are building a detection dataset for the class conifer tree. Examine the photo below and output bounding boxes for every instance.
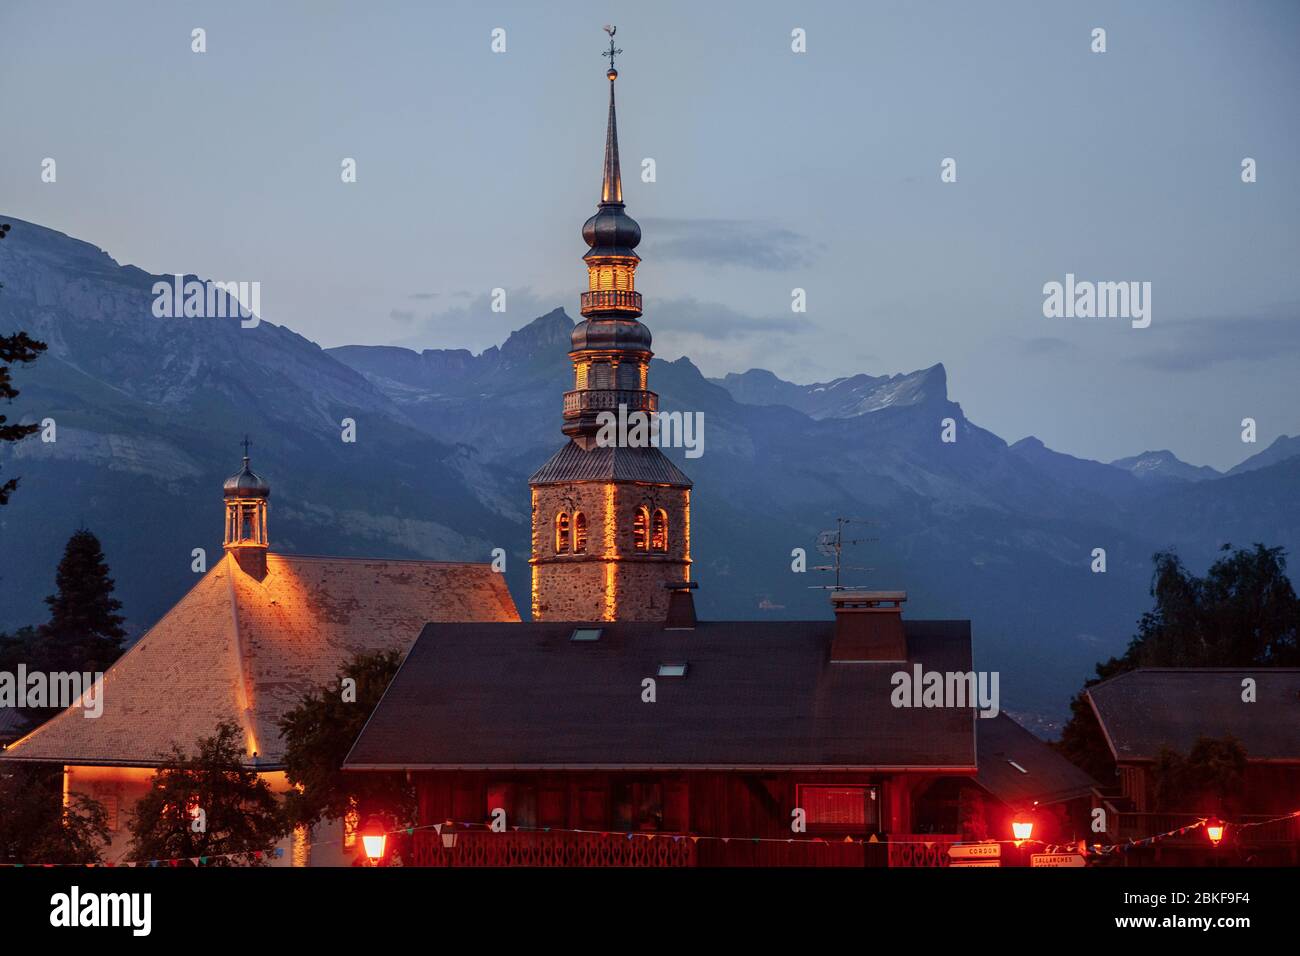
[40,527,127,674]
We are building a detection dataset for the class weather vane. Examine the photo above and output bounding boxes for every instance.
[602,24,621,73]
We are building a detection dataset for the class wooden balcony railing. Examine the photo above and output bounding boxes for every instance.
[887,834,961,867]
[409,830,963,867]
[563,388,658,416]
[413,829,695,867]
[581,289,642,314]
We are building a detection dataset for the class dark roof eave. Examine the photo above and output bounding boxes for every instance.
[344,762,979,773]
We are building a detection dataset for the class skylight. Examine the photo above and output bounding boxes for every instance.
[570,627,603,642]
[657,662,688,678]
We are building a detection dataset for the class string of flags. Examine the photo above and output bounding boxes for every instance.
[4,807,1297,868]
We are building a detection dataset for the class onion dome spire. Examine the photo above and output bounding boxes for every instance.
[563,28,655,446]
[583,26,641,266]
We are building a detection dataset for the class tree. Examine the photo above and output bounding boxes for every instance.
[1057,544,1300,779]
[0,222,49,506]
[0,762,110,864]
[279,649,414,834]
[40,528,127,668]
[128,721,287,866]
[0,331,47,506]
[1151,736,1247,815]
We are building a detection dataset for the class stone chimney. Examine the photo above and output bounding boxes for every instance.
[830,591,907,663]
[664,581,698,630]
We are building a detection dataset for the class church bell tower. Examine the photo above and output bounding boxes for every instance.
[223,437,270,578]
[528,29,692,622]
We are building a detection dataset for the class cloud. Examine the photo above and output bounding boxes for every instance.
[389,308,416,323]
[640,218,819,271]
[1018,336,1076,356]
[650,297,804,341]
[408,292,438,300]
[390,288,563,352]
[1129,314,1300,372]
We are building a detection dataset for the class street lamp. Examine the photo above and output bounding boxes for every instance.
[361,816,388,865]
[1205,818,1226,846]
[1011,817,1034,846]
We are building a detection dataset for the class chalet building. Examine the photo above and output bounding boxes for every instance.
[341,42,1097,867]
[1087,668,1300,863]
[344,591,1097,866]
[1,451,519,865]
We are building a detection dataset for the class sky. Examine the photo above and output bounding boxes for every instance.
[1,0,1297,470]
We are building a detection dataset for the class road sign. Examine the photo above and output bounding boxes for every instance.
[949,843,1001,860]
[950,859,1001,867]
[1031,853,1086,868]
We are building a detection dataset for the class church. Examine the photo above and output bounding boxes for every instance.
[0,450,519,865]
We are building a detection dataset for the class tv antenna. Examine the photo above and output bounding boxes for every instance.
[809,516,877,590]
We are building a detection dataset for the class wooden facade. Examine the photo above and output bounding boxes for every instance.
[409,769,973,867]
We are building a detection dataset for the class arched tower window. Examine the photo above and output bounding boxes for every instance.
[555,512,571,553]
[651,509,668,552]
[632,506,650,551]
[573,512,588,553]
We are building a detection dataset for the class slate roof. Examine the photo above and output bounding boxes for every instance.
[1086,668,1300,762]
[0,707,29,745]
[345,619,976,770]
[975,713,1097,806]
[1,552,519,768]
[529,441,692,486]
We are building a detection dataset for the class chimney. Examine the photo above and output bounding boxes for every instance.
[830,591,907,663]
[664,581,698,629]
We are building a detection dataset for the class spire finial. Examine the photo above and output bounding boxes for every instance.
[599,26,624,204]
[241,434,252,461]
[602,24,621,78]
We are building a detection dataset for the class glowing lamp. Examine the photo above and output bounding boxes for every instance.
[1011,818,1034,845]
[1205,818,1225,846]
[361,817,388,864]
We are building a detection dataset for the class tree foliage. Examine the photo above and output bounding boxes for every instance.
[128,721,287,865]
[0,330,47,506]
[1151,736,1248,815]
[8,529,128,724]
[279,649,414,831]
[0,762,109,864]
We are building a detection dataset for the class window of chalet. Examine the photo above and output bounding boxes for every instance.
[486,782,538,829]
[554,511,570,553]
[651,508,668,552]
[613,780,664,832]
[573,512,588,553]
[632,506,650,551]
[796,785,881,831]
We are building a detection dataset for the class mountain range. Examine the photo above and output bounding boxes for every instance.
[2,216,1298,730]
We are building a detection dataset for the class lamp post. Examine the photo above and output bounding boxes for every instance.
[361,816,388,866]
[1205,817,1226,847]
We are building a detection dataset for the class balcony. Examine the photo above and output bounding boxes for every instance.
[563,388,658,416]
[581,289,642,315]
[412,829,695,867]
[409,830,960,867]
